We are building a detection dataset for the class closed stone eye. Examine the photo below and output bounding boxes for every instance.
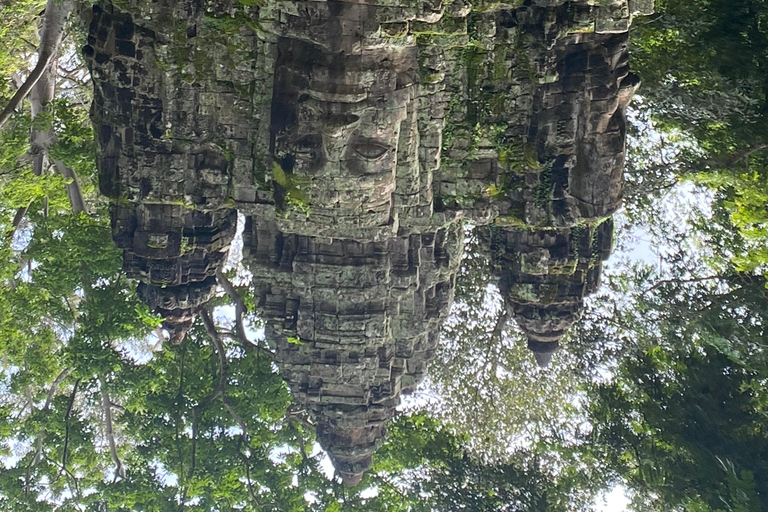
[351,139,390,160]
[293,134,322,154]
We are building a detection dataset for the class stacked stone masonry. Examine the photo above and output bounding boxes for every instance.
[88,0,651,483]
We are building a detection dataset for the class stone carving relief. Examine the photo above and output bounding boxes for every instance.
[87,0,651,483]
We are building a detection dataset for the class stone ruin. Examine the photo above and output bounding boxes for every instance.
[86,0,652,483]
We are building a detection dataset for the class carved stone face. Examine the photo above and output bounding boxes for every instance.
[271,1,419,223]
[276,80,412,212]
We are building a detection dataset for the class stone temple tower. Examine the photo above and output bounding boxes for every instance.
[85,3,250,342]
[494,3,641,366]
[242,0,467,485]
[86,0,650,483]
[432,0,650,365]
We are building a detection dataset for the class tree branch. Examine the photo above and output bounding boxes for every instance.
[6,204,31,243]
[219,331,274,357]
[199,308,248,434]
[704,143,768,169]
[490,306,511,342]
[215,269,250,346]
[187,408,199,480]
[99,377,125,481]
[59,378,80,479]
[237,437,261,506]
[642,275,726,295]
[53,159,87,213]
[0,0,74,130]
[27,367,72,466]
[223,400,248,435]
[43,367,72,411]
[198,308,227,405]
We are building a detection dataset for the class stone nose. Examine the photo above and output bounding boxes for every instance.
[321,113,360,161]
[321,113,360,137]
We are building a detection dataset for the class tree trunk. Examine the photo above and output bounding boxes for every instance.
[29,53,56,176]
[0,0,74,130]
[54,159,87,213]
[215,269,250,344]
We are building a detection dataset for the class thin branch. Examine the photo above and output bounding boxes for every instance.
[187,408,199,480]
[24,386,34,417]
[99,376,125,481]
[237,437,261,506]
[19,36,38,51]
[31,366,72,466]
[43,368,72,411]
[706,143,768,169]
[642,275,726,295]
[219,331,274,357]
[45,454,79,494]
[223,400,248,435]
[176,348,186,509]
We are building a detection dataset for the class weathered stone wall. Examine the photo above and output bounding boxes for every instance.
[87,0,651,484]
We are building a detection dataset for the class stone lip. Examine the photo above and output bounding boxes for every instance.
[137,277,219,344]
[528,338,560,368]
